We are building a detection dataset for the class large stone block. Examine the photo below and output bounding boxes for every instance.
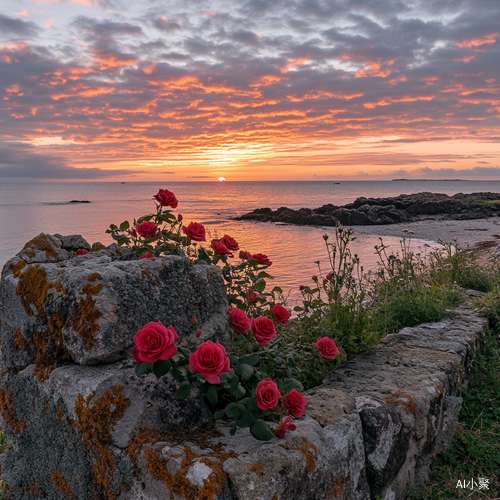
[1,235,229,375]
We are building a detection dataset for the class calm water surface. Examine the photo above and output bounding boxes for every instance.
[2,180,499,294]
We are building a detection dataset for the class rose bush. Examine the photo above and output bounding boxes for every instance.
[107,188,356,441]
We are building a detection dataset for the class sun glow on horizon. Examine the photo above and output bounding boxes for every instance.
[218,177,226,181]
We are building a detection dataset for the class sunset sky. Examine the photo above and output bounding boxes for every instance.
[0,0,499,181]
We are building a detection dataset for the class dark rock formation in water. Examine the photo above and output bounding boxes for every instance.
[237,192,500,226]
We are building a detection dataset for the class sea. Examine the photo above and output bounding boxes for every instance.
[2,180,500,298]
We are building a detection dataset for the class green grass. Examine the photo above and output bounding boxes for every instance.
[470,199,500,206]
[407,322,500,499]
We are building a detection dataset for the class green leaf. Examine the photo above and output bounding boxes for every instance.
[176,246,186,257]
[254,279,266,292]
[120,364,134,370]
[232,385,246,399]
[108,224,118,231]
[175,384,191,400]
[214,410,224,420]
[134,363,153,376]
[205,385,218,405]
[294,306,304,312]
[250,420,274,441]
[153,359,171,378]
[235,364,253,380]
[119,220,130,231]
[284,378,304,392]
[228,374,240,390]
[272,286,283,293]
[178,346,192,358]
[229,354,239,366]
[257,271,272,279]
[225,402,246,420]
[237,412,256,428]
[230,424,237,436]
[240,353,260,366]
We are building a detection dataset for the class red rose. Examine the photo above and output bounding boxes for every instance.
[75,249,88,256]
[220,234,239,252]
[299,285,309,291]
[182,222,206,242]
[136,221,158,239]
[315,337,339,360]
[271,304,291,325]
[251,316,276,347]
[227,308,251,333]
[177,213,183,222]
[273,416,296,438]
[251,253,272,267]
[139,252,155,259]
[239,250,251,260]
[129,228,138,238]
[247,289,261,304]
[312,275,318,281]
[326,273,334,281]
[284,389,307,417]
[188,340,231,384]
[255,377,281,410]
[132,321,178,364]
[154,188,178,209]
[211,240,232,256]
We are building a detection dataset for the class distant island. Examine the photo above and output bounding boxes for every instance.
[392,178,463,181]
[237,191,500,226]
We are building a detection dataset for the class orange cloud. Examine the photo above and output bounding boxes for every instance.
[456,33,498,48]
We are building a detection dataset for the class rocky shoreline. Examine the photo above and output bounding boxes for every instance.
[237,192,500,226]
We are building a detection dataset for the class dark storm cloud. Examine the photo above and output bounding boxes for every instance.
[71,16,144,38]
[0,143,144,178]
[0,15,40,38]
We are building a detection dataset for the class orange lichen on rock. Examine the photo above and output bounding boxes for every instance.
[91,243,107,251]
[22,234,60,260]
[32,312,72,381]
[325,476,344,499]
[88,272,102,282]
[16,264,51,316]
[50,469,75,499]
[250,464,264,476]
[7,259,26,278]
[0,388,27,437]
[284,437,317,473]
[14,328,29,351]
[141,269,150,278]
[385,390,418,414]
[71,284,103,351]
[72,386,131,500]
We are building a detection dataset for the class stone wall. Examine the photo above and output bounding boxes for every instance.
[0,234,488,500]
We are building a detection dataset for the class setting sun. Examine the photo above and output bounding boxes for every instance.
[218,177,226,182]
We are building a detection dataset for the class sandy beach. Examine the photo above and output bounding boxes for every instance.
[350,217,500,250]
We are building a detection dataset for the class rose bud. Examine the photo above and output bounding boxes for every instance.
[247,289,261,304]
[75,249,88,256]
[326,273,334,281]
[239,250,252,260]
[255,377,281,410]
[195,329,201,337]
[188,340,231,384]
[177,213,183,222]
[315,337,339,360]
[129,228,138,238]
[227,308,251,333]
[154,188,178,209]
[182,222,206,242]
[312,275,318,281]
[270,304,291,325]
[284,389,307,417]
[132,321,178,364]
[273,416,296,438]
[139,252,155,259]
[299,285,308,291]
[250,316,276,347]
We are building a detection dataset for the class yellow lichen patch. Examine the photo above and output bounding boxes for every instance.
[32,312,72,381]
[56,407,67,427]
[54,281,64,293]
[0,388,27,437]
[197,452,237,500]
[22,234,60,260]
[50,469,75,499]
[284,437,317,474]
[385,390,418,414]
[14,329,29,351]
[141,269,150,278]
[72,386,131,500]
[91,243,107,252]
[71,284,103,351]
[16,264,51,316]
[250,464,264,477]
[8,259,26,278]
[88,272,102,282]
